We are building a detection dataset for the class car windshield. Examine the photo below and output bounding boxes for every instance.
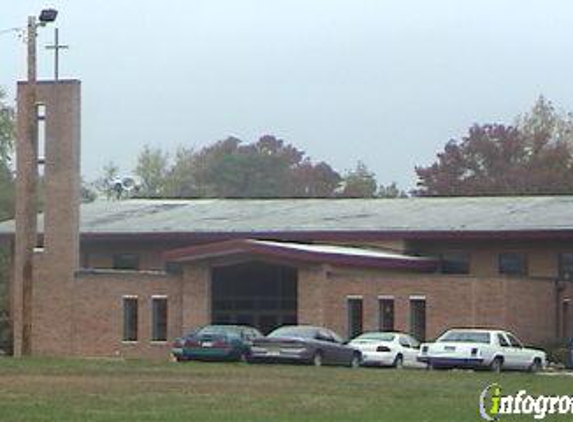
[268,326,317,339]
[353,333,396,342]
[438,331,491,344]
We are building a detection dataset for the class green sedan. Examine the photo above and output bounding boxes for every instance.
[172,325,263,362]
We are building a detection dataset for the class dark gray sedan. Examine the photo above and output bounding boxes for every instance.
[247,325,362,367]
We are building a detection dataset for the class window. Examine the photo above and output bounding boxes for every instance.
[559,253,573,281]
[506,333,523,348]
[499,253,527,276]
[438,331,490,344]
[378,298,395,331]
[151,297,168,342]
[497,334,510,347]
[347,297,363,339]
[330,330,344,344]
[123,297,138,342]
[407,335,420,349]
[440,252,470,274]
[399,336,411,348]
[316,329,334,343]
[113,253,140,270]
[562,301,571,340]
[409,298,426,342]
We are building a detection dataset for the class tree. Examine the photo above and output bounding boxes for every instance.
[134,146,169,197]
[516,95,573,149]
[0,88,14,221]
[414,123,573,196]
[81,179,97,203]
[0,88,14,354]
[94,161,120,199]
[192,135,307,198]
[291,160,341,197]
[339,161,378,198]
[164,147,198,197]
[377,182,407,198]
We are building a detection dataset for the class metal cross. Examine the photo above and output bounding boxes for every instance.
[45,28,69,81]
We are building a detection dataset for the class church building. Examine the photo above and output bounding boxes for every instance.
[1,80,573,359]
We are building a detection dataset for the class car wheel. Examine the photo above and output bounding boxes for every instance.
[239,351,249,363]
[349,352,361,368]
[393,354,404,369]
[490,357,503,373]
[312,351,324,367]
[529,358,542,374]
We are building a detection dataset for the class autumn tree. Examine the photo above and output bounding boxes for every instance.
[190,135,341,198]
[414,122,573,196]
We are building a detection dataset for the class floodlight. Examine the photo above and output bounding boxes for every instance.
[39,9,58,23]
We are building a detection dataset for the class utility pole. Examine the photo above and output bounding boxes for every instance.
[20,15,38,356]
[16,9,58,356]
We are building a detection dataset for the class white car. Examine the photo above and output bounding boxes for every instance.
[349,332,425,368]
[418,328,546,372]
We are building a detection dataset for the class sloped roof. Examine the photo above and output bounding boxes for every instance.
[0,196,573,239]
[164,239,438,270]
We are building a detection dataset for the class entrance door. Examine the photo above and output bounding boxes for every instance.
[211,261,298,334]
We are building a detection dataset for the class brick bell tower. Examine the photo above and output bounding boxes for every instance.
[12,80,81,356]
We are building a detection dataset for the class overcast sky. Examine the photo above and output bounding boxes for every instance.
[2,0,573,189]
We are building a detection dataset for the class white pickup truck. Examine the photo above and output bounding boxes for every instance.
[417,328,546,372]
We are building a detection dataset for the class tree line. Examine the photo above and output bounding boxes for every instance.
[103,136,404,199]
[90,96,573,200]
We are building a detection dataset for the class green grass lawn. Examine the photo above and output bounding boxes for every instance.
[0,357,571,422]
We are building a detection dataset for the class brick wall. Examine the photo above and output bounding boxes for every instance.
[72,270,182,359]
[298,264,569,345]
[13,81,81,357]
[23,258,573,360]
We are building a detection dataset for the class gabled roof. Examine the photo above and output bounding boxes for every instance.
[164,239,438,271]
[1,196,573,240]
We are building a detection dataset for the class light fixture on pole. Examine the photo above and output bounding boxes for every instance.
[19,8,58,356]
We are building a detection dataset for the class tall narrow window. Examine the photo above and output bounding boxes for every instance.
[499,253,527,276]
[410,297,426,342]
[378,297,395,331]
[123,297,138,342]
[347,297,363,339]
[36,103,46,248]
[559,253,573,281]
[152,297,168,342]
[563,301,571,340]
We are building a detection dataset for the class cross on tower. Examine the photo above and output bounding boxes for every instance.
[45,28,68,81]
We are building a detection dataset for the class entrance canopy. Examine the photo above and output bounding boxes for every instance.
[164,239,438,271]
